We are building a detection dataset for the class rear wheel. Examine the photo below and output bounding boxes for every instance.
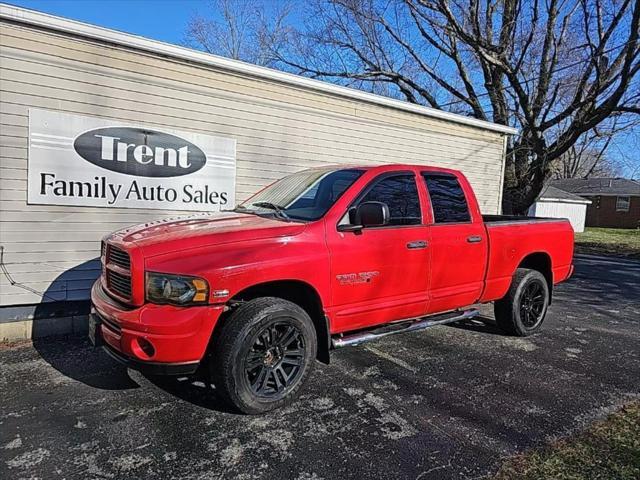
[494,268,549,336]
[210,297,317,414]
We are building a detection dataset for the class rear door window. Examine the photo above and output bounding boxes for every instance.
[422,173,471,223]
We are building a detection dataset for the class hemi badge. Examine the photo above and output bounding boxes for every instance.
[213,289,230,298]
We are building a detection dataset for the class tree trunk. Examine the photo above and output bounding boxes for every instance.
[502,142,549,215]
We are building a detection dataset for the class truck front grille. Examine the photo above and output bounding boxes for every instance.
[107,246,131,270]
[106,269,132,299]
[103,244,132,301]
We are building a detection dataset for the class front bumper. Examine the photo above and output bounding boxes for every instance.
[90,281,225,369]
[101,339,199,375]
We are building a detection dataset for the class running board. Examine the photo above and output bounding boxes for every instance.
[331,309,479,348]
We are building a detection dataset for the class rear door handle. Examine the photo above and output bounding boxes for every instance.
[407,240,428,249]
[467,235,483,243]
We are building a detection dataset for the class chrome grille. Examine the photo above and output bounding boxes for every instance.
[107,246,131,270]
[106,269,131,299]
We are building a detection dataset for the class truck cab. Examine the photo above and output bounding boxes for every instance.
[91,164,574,413]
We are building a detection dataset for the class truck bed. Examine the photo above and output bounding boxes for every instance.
[479,214,574,303]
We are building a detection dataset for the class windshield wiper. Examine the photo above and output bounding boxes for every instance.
[230,205,253,213]
[221,205,257,215]
[251,202,291,221]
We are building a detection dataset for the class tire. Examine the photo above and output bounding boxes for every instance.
[209,297,317,414]
[494,268,550,337]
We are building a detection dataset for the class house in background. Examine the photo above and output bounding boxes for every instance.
[550,178,640,229]
[528,185,592,233]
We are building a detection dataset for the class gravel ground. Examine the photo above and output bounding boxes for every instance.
[1,253,638,480]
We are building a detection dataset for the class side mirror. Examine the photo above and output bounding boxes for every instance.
[356,201,390,227]
[338,201,390,232]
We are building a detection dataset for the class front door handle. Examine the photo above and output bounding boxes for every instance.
[407,240,428,249]
[467,235,483,243]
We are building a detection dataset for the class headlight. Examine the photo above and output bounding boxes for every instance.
[145,272,209,305]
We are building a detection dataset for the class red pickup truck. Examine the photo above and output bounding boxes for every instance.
[91,164,574,413]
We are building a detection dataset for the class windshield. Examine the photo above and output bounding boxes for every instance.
[239,168,364,221]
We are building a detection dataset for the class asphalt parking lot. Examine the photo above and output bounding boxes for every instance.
[1,254,639,480]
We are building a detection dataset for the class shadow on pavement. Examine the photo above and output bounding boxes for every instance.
[448,316,506,336]
[32,259,139,391]
[33,336,140,390]
[30,261,235,409]
[142,373,238,414]
[565,254,640,309]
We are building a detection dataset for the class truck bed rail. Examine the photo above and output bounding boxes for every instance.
[483,215,568,226]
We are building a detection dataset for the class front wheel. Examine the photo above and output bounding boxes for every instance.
[210,297,317,414]
[494,268,550,336]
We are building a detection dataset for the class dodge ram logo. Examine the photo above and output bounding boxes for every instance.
[336,271,380,285]
[73,127,207,177]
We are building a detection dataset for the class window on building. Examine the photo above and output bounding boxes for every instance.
[422,173,471,223]
[616,196,630,212]
[357,174,422,226]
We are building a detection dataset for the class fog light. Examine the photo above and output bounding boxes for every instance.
[132,337,155,359]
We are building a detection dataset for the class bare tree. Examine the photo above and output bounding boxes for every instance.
[263,0,640,213]
[552,114,640,178]
[554,145,620,179]
[185,0,292,67]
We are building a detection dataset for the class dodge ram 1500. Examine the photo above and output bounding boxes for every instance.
[90,164,574,413]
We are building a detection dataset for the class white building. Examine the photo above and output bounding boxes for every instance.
[528,185,591,233]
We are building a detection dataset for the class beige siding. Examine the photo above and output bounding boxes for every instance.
[0,21,507,306]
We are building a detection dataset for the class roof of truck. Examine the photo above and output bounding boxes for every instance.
[307,164,462,174]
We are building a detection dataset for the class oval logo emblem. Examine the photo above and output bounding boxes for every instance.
[73,127,206,177]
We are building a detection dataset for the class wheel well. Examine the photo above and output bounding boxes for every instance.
[518,252,553,301]
[229,280,331,364]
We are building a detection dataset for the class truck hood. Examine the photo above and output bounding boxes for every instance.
[111,212,307,257]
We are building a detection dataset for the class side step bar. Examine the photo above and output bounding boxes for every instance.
[331,309,479,348]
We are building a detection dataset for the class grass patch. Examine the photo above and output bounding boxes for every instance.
[493,401,640,480]
[575,227,640,259]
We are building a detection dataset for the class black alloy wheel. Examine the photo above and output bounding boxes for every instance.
[519,280,546,328]
[210,297,317,414]
[494,268,550,337]
[244,321,306,398]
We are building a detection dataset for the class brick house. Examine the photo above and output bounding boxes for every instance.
[550,178,640,229]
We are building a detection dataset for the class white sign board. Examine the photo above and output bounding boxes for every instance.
[28,109,236,211]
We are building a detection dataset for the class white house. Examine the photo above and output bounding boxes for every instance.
[528,185,591,233]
